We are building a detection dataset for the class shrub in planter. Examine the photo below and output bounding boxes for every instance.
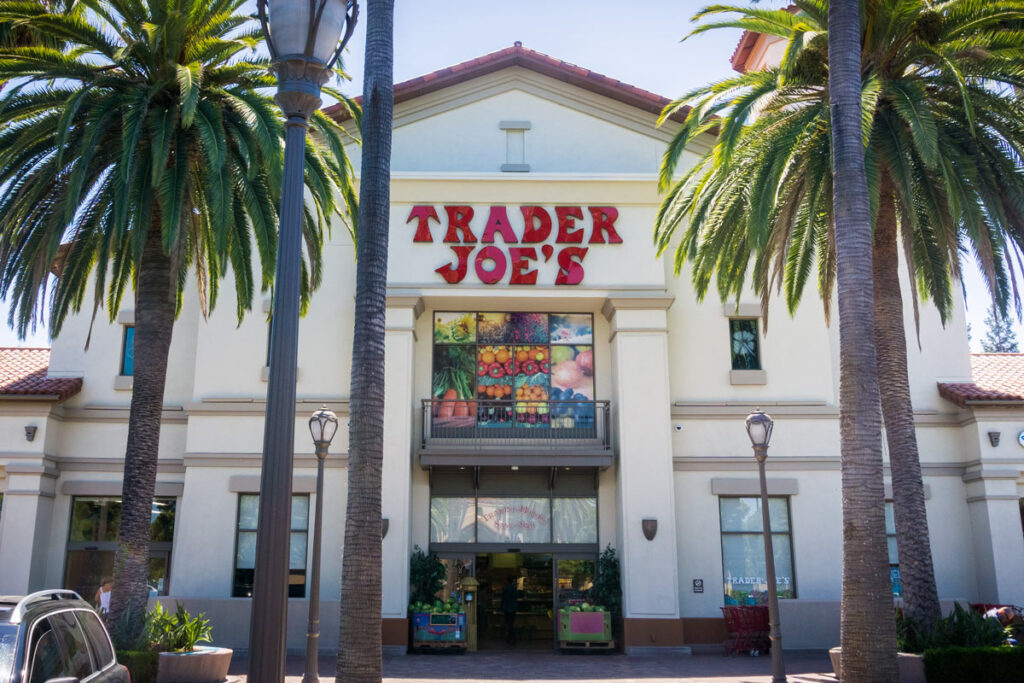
[923,645,1024,683]
[409,546,446,605]
[116,650,159,683]
[897,603,1005,653]
[149,602,212,652]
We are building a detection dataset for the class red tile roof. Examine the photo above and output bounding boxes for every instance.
[938,354,1024,407]
[325,42,688,123]
[730,5,798,74]
[730,31,763,73]
[0,347,82,401]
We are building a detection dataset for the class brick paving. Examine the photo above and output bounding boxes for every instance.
[230,651,838,682]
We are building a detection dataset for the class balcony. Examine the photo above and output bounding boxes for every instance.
[418,399,613,468]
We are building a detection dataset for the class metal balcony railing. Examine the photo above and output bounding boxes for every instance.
[420,399,611,452]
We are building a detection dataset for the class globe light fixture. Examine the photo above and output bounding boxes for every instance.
[745,409,785,682]
[250,4,357,682]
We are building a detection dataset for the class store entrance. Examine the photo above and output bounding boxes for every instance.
[469,552,598,650]
[476,553,552,650]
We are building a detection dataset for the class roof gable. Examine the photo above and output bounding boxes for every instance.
[326,42,686,122]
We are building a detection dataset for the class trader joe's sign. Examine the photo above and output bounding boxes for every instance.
[407,205,623,286]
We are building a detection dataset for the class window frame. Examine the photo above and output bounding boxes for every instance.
[232,493,310,598]
[728,318,762,371]
[120,325,135,377]
[717,495,796,604]
[63,496,176,599]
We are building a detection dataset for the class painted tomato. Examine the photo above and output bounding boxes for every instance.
[522,360,538,375]
[488,364,506,379]
[478,361,488,377]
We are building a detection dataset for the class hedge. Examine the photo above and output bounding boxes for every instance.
[115,649,159,683]
[922,645,1024,683]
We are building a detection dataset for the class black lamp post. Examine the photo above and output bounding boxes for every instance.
[746,409,786,683]
[250,3,357,682]
[303,406,338,683]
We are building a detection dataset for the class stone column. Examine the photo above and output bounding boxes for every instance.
[963,466,1024,606]
[0,460,58,593]
[380,296,422,653]
[602,297,685,653]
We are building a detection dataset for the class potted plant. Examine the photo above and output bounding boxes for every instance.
[150,602,232,683]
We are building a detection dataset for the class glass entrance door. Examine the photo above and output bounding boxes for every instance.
[475,553,553,650]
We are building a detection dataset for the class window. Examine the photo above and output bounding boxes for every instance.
[428,470,598,547]
[64,496,175,602]
[719,497,795,604]
[729,319,760,370]
[233,494,309,598]
[432,312,595,431]
[120,325,135,376]
[886,501,902,596]
[76,610,115,670]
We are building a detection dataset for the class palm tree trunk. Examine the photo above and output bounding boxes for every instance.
[108,217,176,645]
[872,181,942,633]
[337,0,393,680]
[828,0,899,680]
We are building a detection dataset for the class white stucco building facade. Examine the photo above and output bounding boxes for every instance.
[1,43,1022,654]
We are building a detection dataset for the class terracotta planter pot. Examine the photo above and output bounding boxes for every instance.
[829,647,925,682]
[157,646,233,683]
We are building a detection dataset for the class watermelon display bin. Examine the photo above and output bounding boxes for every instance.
[412,611,467,652]
[557,607,614,651]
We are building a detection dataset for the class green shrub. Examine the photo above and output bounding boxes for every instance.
[115,649,159,683]
[409,546,446,605]
[590,545,622,621]
[149,602,212,652]
[897,603,1006,653]
[923,645,1024,683]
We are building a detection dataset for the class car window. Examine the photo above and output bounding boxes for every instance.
[76,611,115,670]
[29,619,69,683]
[49,612,93,679]
[0,624,18,683]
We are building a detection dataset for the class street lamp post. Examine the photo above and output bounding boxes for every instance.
[746,410,786,683]
[303,406,338,683]
[250,3,357,682]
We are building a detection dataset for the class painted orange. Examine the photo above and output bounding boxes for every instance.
[382,618,408,646]
[622,618,685,647]
[681,617,728,644]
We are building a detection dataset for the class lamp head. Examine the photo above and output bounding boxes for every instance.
[745,409,773,449]
[309,405,339,449]
[259,0,359,67]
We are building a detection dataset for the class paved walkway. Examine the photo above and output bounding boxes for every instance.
[230,651,838,682]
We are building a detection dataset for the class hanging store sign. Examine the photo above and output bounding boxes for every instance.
[406,205,623,286]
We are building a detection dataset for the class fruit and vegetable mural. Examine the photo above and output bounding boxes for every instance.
[432,312,596,430]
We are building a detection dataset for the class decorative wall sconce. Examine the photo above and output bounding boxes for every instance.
[988,431,1001,447]
[641,518,658,541]
[24,425,37,442]
[382,517,390,540]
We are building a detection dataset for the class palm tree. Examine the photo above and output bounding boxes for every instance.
[0,0,357,642]
[337,0,392,680]
[656,0,1024,671]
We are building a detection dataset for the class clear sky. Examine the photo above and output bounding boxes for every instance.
[0,0,1008,350]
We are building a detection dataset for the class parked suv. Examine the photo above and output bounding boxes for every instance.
[0,590,129,682]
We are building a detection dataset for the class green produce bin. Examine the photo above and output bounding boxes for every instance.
[558,610,612,642]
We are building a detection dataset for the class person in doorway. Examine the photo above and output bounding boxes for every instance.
[94,577,113,617]
[501,576,519,645]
